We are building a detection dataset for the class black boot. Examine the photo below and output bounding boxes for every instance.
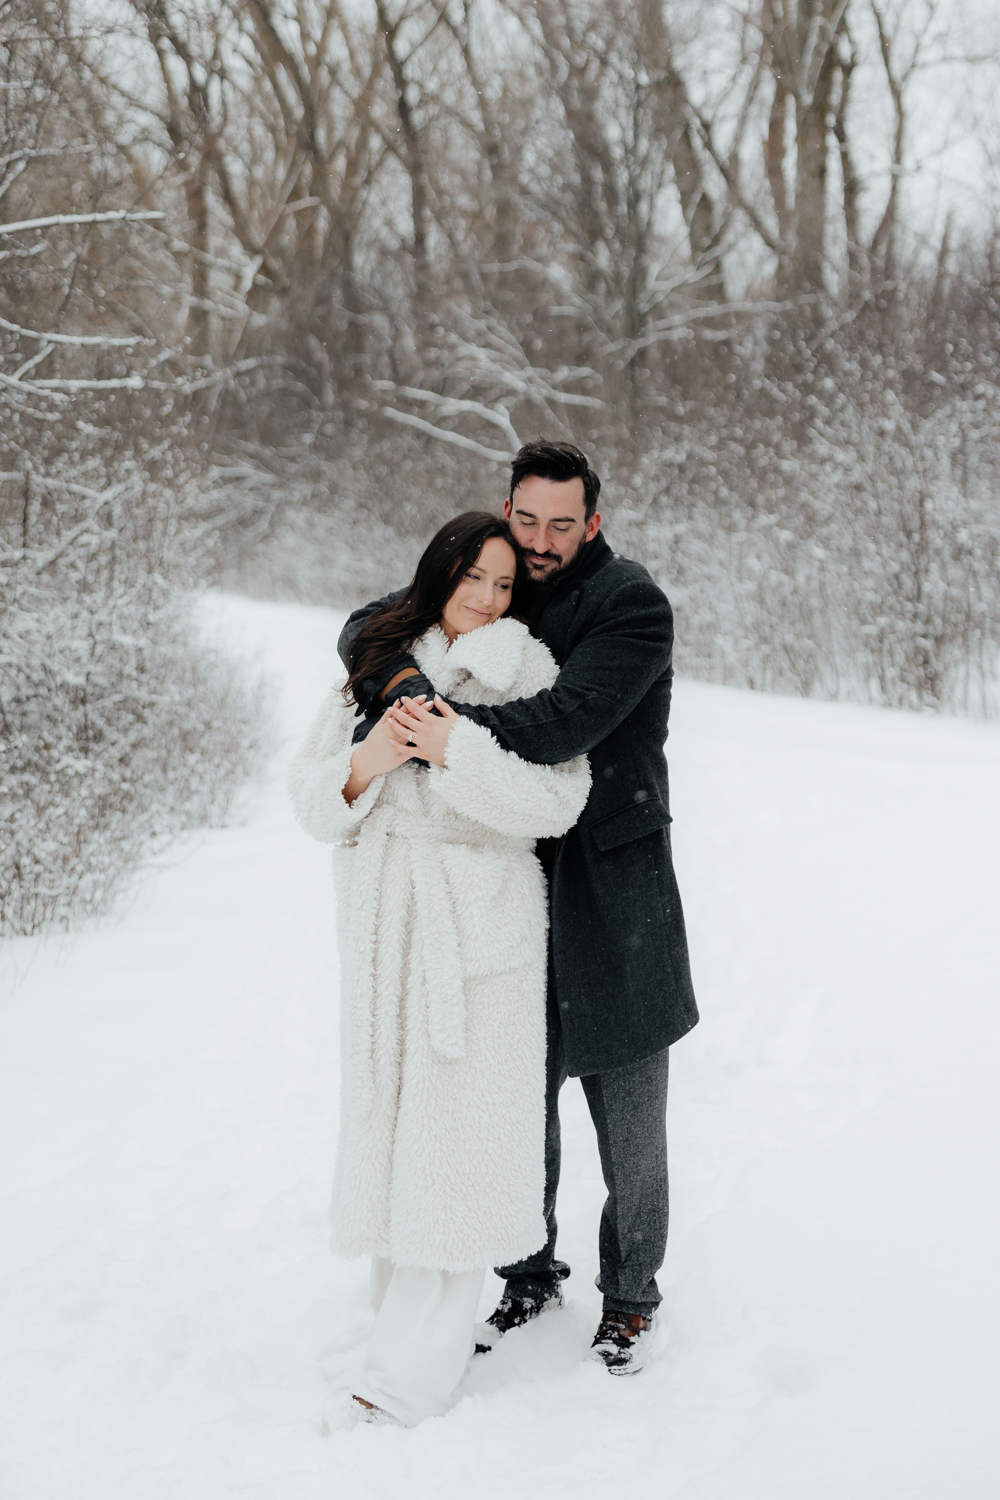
[474,1286,565,1355]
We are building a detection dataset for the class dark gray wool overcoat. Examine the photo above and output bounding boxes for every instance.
[338,529,698,1077]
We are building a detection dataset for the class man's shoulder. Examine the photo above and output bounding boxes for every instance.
[585,546,671,614]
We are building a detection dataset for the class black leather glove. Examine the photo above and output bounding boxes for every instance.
[351,670,440,761]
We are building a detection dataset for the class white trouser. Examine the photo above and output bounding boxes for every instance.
[353,1256,486,1426]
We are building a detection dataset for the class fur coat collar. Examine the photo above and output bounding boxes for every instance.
[412,616,530,697]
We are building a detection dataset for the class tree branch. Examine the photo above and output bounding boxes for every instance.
[375,381,521,448]
[380,407,515,462]
[0,210,165,236]
[0,315,155,346]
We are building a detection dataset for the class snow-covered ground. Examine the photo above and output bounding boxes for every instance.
[1,594,998,1500]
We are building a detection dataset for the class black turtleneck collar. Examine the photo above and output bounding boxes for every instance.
[524,529,612,618]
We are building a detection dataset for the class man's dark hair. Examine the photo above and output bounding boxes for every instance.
[509,439,601,520]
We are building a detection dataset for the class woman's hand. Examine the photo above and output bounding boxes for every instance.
[342,698,425,805]
[386,695,459,768]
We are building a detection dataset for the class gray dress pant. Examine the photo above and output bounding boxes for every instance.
[496,983,670,1316]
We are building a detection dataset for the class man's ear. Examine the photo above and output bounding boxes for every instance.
[585,511,602,542]
[503,497,512,520]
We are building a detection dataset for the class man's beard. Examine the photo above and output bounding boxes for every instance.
[522,534,588,582]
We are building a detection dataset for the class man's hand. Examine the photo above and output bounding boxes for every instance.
[387,694,459,768]
[351,668,439,746]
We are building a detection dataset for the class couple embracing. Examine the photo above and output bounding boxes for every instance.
[290,439,698,1427]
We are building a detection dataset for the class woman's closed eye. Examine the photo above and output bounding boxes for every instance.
[466,569,512,591]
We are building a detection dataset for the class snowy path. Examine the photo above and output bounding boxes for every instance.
[1,595,998,1500]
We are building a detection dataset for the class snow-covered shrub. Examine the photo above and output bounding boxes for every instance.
[206,453,425,608]
[608,376,1000,716]
[0,457,275,937]
[0,27,276,936]
[206,421,503,607]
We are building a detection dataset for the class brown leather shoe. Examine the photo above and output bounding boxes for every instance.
[474,1288,564,1355]
[590,1309,655,1375]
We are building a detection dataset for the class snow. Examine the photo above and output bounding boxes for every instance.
[1,593,998,1500]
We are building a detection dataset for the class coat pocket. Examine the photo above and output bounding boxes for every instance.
[439,843,541,978]
[587,798,672,851]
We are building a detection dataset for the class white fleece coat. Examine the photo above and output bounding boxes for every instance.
[289,617,591,1273]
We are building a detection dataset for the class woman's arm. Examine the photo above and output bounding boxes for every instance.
[288,689,418,843]
[341,709,423,806]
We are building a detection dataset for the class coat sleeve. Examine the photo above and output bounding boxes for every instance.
[337,587,414,710]
[287,687,387,843]
[429,716,591,839]
[453,573,673,766]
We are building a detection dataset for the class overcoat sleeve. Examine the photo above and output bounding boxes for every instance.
[454,574,673,766]
[337,588,415,710]
[430,717,591,839]
[287,687,387,843]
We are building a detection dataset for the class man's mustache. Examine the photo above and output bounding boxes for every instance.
[524,551,560,566]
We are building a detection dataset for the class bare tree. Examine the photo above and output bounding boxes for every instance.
[1,3,272,934]
[4,0,999,751]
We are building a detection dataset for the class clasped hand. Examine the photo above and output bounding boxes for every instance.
[386,694,458,768]
[344,693,458,805]
[348,697,427,786]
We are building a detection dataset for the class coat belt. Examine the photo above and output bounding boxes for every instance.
[350,806,512,1113]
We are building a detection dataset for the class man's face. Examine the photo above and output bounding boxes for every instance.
[504,474,601,583]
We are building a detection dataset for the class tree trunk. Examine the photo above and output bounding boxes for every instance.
[791,36,837,301]
[184,155,212,358]
[832,43,861,288]
[376,0,431,313]
[645,0,721,293]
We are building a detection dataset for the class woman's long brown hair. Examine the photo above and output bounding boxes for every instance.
[342,511,529,705]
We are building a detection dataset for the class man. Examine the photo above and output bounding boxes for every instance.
[338,439,698,1375]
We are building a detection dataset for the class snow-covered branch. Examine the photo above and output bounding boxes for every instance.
[0,369,68,403]
[0,315,155,347]
[29,376,148,392]
[372,337,606,462]
[0,210,164,237]
[0,358,279,401]
[374,382,521,449]
[0,242,43,264]
[380,408,514,463]
[0,474,127,503]
[608,301,794,365]
[0,144,95,173]
[430,328,604,413]
[33,512,113,575]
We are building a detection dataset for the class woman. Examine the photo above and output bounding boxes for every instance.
[288,512,590,1427]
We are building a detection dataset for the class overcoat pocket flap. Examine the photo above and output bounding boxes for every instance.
[588,798,672,851]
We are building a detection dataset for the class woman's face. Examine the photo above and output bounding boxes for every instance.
[440,535,517,640]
